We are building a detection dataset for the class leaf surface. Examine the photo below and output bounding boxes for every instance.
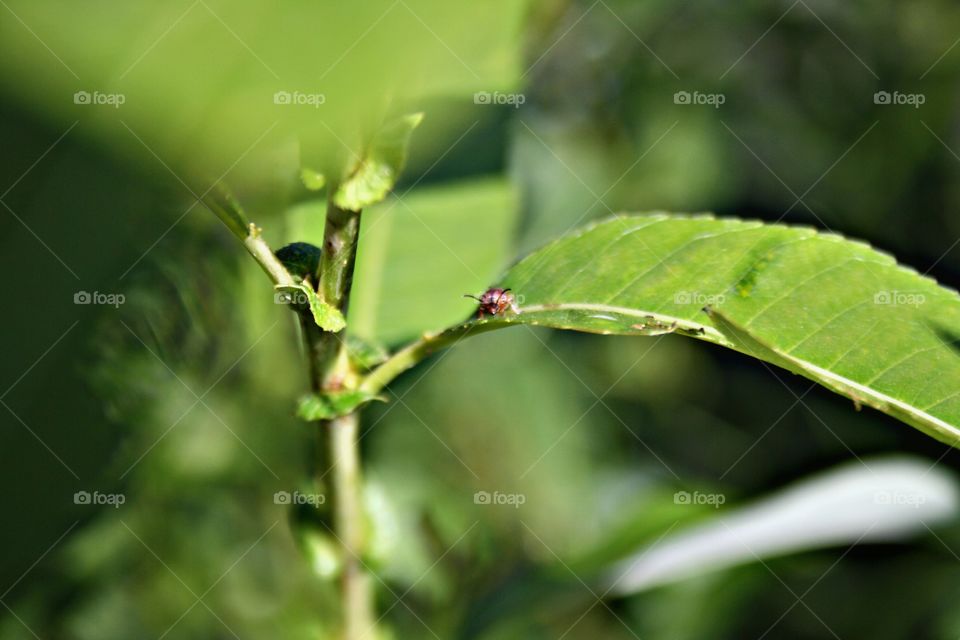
[334,113,423,211]
[476,214,960,444]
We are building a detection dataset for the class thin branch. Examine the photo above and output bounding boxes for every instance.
[243,223,297,287]
[359,321,507,396]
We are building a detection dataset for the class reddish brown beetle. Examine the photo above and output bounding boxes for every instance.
[464,287,520,318]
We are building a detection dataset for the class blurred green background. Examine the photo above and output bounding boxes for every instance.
[3,1,960,638]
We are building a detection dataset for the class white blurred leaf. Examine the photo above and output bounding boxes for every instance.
[606,457,959,595]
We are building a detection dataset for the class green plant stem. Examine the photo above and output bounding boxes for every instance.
[328,411,374,640]
[243,223,296,287]
[216,200,371,636]
[312,193,372,638]
[319,199,361,311]
[299,315,326,391]
[203,186,251,241]
[300,305,373,640]
[315,198,362,390]
[359,321,506,396]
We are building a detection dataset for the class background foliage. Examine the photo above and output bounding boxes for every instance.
[3,1,960,638]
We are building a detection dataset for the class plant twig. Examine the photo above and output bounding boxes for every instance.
[243,223,297,287]
[359,321,507,396]
[209,188,372,636]
[204,187,295,287]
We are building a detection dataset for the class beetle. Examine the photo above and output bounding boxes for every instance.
[464,287,520,318]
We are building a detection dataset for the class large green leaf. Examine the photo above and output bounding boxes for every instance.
[333,112,423,211]
[0,0,526,181]
[365,214,960,445]
[494,214,960,444]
